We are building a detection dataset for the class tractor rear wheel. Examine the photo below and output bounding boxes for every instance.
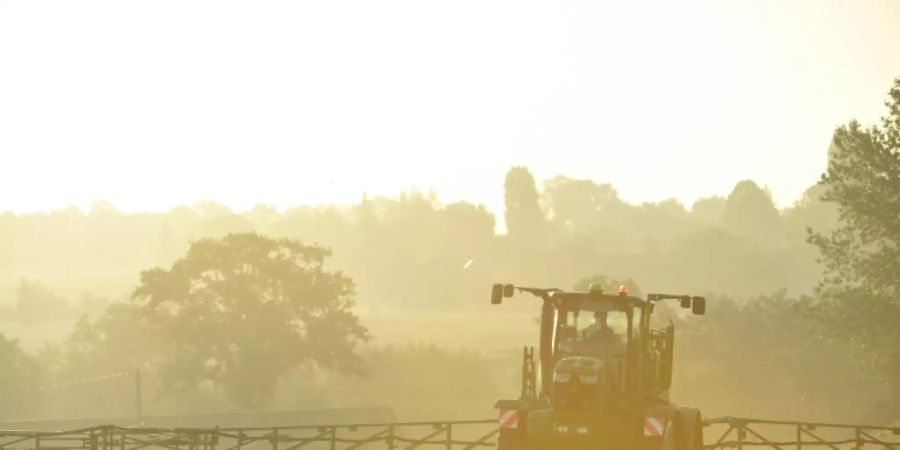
[497,428,527,450]
[658,409,703,450]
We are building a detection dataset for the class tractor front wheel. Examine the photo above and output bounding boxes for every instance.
[497,428,528,450]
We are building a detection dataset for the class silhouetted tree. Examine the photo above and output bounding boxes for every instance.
[782,184,838,240]
[15,279,69,323]
[0,212,15,272]
[504,167,546,244]
[806,78,900,416]
[722,180,783,244]
[690,196,726,225]
[675,292,873,421]
[0,335,42,420]
[246,204,280,230]
[191,214,255,240]
[355,194,378,233]
[61,301,155,379]
[154,218,181,267]
[542,176,621,238]
[133,233,369,408]
[438,202,496,252]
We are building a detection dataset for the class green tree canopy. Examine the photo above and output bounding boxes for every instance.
[133,233,369,408]
[807,77,900,415]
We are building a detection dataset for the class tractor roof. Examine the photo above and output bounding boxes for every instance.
[515,286,647,308]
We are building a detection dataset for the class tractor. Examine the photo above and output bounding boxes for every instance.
[490,283,706,450]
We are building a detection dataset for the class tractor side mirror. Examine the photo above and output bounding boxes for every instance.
[680,296,691,308]
[692,296,706,315]
[491,284,504,305]
[504,284,515,298]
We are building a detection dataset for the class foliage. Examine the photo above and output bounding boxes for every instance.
[0,334,42,420]
[0,171,841,314]
[0,166,852,418]
[806,77,900,412]
[504,167,546,245]
[15,279,70,323]
[132,233,369,408]
[690,196,726,225]
[674,292,881,422]
[782,184,838,240]
[542,176,623,237]
[722,180,783,244]
[60,302,156,378]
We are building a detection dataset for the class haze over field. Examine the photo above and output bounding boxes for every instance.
[1,0,899,435]
[2,1,900,218]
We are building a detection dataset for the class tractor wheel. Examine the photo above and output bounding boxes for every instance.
[656,409,703,450]
[682,411,704,450]
[660,415,681,450]
[670,409,703,450]
[690,423,704,450]
[497,428,527,450]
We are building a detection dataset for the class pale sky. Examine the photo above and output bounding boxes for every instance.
[2,0,899,217]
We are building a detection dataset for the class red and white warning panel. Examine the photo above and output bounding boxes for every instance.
[643,417,668,437]
[497,409,520,429]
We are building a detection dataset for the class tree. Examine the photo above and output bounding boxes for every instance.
[504,167,546,244]
[806,78,900,417]
[675,292,878,422]
[60,301,156,379]
[722,180,783,244]
[542,176,621,237]
[690,196,726,225]
[15,279,69,323]
[782,184,839,241]
[438,201,496,253]
[133,233,369,408]
[40,301,158,419]
[0,335,42,420]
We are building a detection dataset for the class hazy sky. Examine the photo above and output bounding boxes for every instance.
[2,0,899,217]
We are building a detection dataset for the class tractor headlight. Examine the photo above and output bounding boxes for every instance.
[576,426,588,435]
[578,375,599,384]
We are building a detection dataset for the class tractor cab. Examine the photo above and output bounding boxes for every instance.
[549,288,636,420]
[554,288,633,358]
[491,283,706,450]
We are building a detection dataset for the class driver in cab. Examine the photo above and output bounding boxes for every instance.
[581,311,622,355]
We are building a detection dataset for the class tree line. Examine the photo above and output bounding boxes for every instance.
[0,78,897,424]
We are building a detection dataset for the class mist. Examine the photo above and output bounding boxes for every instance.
[0,168,882,424]
[2,0,900,441]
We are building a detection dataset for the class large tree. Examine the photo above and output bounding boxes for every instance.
[722,180,783,244]
[542,176,621,237]
[504,167,546,244]
[133,233,369,408]
[807,78,900,416]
